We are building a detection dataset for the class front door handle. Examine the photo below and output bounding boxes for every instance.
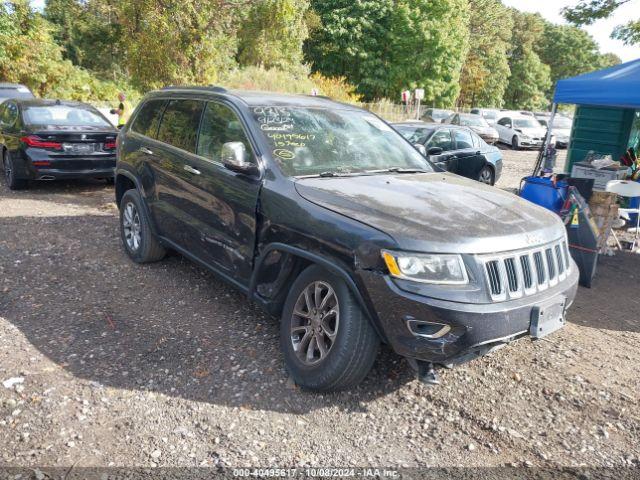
[183,165,201,175]
[139,146,153,155]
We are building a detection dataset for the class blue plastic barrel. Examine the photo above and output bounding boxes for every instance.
[630,196,639,224]
[519,176,569,214]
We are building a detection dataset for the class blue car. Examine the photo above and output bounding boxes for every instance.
[393,121,503,185]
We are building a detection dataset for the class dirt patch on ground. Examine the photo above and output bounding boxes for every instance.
[0,150,638,472]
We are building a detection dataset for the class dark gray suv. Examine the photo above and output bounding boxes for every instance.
[115,86,579,391]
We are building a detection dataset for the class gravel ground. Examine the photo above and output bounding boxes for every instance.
[0,148,638,474]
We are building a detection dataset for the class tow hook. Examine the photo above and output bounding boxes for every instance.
[407,359,440,386]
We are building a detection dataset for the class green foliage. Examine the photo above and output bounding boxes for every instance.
[305,0,470,105]
[503,11,551,110]
[458,0,513,108]
[219,65,359,102]
[562,0,639,45]
[0,0,136,101]
[237,0,309,70]
[536,22,620,96]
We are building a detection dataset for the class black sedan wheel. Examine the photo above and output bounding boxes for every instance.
[478,165,495,185]
[3,151,27,190]
[281,265,379,391]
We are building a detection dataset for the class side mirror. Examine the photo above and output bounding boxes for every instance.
[427,146,443,156]
[221,142,258,175]
[413,144,427,156]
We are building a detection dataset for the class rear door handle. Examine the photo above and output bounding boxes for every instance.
[183,165,201,175]
[139,146,153,155]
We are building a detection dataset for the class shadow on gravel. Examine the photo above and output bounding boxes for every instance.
[568,252,640,334]
[0,178,113,210]
[0,214,411,414]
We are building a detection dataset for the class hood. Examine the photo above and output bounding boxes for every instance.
[516,127,546,138]
[470,126,498,136]
[295,173,564,254]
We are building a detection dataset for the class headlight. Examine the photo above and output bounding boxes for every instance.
[381,251,468,284]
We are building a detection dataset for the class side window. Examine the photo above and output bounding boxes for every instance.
[2,102,18,127]
[0,104,7,126]
[197,102,253,163]
[156,100,205,153]
[131,99,166,139]
[497,117,511,127]
[454,129,474,149]
[427,130,453,151]
[452,114,459,124]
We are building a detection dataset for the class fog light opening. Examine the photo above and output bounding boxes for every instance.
[406,319,451,339]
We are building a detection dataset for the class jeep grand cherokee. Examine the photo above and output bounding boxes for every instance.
[114,87,579,391]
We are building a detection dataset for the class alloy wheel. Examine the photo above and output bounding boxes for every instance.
[122,202,142,252]
[290,281,340,365]
[479,167,494,185]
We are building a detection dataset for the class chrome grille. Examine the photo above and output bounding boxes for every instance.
[479,238,571,302]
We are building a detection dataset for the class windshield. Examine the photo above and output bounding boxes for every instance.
[514,118,541,129]
[483,111,498,120]
[24,105,111,127]
[253,107,433,177]
[430,110,451,120]
[460,115,489,127]
[0,87,34,101]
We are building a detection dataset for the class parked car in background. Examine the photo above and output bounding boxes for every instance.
[393,121,502,185]
[495,112,555,150]
[0,99,118,189]
[114,87,577,391]
[0,83,35,103]
[421,108,453,123]
[444,113,499,144]
[535,112,573,148]
[470,108,500,125]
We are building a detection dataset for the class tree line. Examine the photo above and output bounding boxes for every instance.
[0,0,625,109]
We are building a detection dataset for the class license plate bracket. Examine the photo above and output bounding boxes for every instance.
[530,297,566,339]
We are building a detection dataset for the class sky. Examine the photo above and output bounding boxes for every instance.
[503,0,640,62]
[31,0,640,62]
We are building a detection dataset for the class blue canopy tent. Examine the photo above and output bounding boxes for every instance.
[540,58,640,174]
[553,58,640,109]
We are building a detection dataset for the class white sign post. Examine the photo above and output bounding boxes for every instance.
[414,88,425,120]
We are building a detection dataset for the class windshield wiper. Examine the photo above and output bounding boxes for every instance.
[368,167,431,174]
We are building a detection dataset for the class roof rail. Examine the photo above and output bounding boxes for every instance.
[161,85,227,93]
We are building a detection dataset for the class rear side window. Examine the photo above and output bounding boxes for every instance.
[197,102,253,163]
[157,100,204,153]
[454,129,474,149]
[131,99,166,139]
[427,129,453,151]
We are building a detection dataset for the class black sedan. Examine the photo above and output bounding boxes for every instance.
[0,99,118,190]
[392,121,503,185]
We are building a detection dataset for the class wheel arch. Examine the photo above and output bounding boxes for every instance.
[249,243,387,343]
[114,169,159,236]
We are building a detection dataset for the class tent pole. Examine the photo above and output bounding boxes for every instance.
[533,103,558,176]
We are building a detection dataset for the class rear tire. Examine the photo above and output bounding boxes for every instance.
[119,189,166,263]
[280,265,379,392]
[3,151,27,190]
[478,165,495,185]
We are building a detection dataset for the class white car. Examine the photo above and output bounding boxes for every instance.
[495,113,555,150]
[535,113,572,149]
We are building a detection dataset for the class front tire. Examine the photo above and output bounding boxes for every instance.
[511,135,520,150]
[281,265,379,392]
[119,189,166,263]
[3,151,27,190]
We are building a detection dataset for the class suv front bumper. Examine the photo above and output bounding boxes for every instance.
[359,266,579,364]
